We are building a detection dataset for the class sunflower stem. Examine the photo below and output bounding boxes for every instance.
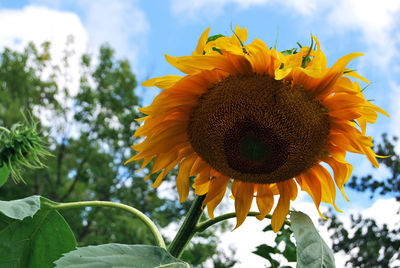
[195,212,291,233]
[42,199,166,249]
[168,194,206,257]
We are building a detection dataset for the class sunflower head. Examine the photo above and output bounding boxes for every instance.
[127,26,388,232]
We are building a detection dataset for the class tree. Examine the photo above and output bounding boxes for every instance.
[0,40,235,267]
[321,134,400,267]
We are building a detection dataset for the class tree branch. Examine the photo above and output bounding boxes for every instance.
[56,140,66,187]
[60,156,88,202]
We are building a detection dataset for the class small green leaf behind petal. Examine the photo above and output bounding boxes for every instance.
[206,34,225,44]
[54,244,190,268]
[290,211,335,268]
[0,195,40,220]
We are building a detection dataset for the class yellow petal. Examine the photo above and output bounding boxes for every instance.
[256,184,274,220]
[287,179,298,201]
[176,154,197,202]
[142,75,183,89]
[165,54,238,75]
[232,181,255,229]
[202,176,230,210]
[271,181,291,232]
[193,27,211,56]
[297,173,324,218]
[152,146,193,188]
[233,25,248,45]
[190,156,208,176]
[206,179,229,219]
[324,157,352,201]
[344,68,370,84]
[193,180,210,195]
[312,165,341,212]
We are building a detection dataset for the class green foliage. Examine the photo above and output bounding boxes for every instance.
[0,41,171,246]
[290,211,335,268]
[253,244,280,267]
[0,165,9,187]
[322,134,400,267]
[0,40,234,267]
[322,210,399,268]
[54,244,190,268]
[253,224,296,267]
[0,195,40,220]
[0,208,76,268]
[0,42,59,127]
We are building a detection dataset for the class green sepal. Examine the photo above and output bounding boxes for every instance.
[281,48,298,56]
[206,34,225,44]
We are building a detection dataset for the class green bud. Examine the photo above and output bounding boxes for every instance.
[0,119,51,184]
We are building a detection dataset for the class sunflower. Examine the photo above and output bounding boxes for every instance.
[126,26,388,232]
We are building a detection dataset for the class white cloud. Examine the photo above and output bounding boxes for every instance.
[0,5,88,135]
[75,0,150,76]
[327,0,400,71]
[390,81,400,140]
[0,5,88,95]
[360,198,400,229]
[0,1,150,136]
[28,0,150,76]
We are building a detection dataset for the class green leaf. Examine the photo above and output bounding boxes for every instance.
[0,195,40,220]
[0,209,77,268]
[282,243,297,262]
[252,244,280,268]
[0,165,9,187]
[290,211,335,268]
[54,244,190,268]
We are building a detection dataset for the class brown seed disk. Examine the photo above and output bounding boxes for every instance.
[187,74,330,184]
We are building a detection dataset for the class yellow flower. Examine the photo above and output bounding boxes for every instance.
[127,26,388,232]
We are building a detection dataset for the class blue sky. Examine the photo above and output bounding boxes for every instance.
[1,0,399,267]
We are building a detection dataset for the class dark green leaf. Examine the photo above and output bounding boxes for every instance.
[0,195,40,220]
[253,244,279,257]
[282,243,297,262]
[54,244,190,268]
[0,165,9,187]
[291,211,335,268]
[0,209,77,268]
[252,244,280,268]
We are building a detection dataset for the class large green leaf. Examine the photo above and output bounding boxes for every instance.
[290,211,335,268]
[0,195,40,220]
[54,244,190,268]
[0,209,77,268]
[0,165,9,187]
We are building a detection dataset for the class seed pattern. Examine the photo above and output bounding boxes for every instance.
[188,74,330,184]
